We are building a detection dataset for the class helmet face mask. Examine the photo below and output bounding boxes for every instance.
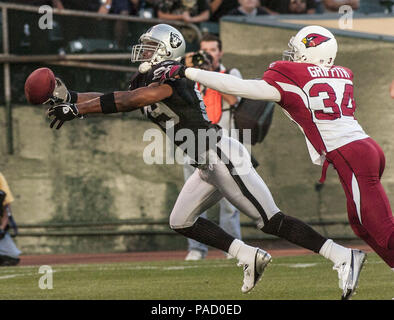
[283,26,338,68]
[131,24,186,65]
[282,36,296,62]
[131,39,167,63]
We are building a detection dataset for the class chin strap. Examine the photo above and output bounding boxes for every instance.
[138,62,152,74]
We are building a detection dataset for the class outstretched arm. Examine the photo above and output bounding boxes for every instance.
[76,84,172,115]
[47,83,173,129]
[45,77,104,105]
[185,68,281,102]
[76,92,104,103]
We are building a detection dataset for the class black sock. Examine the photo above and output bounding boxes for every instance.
[173,217,235,252]
[262,212,327,253]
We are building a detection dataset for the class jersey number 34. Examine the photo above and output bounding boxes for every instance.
[309,81,355,121]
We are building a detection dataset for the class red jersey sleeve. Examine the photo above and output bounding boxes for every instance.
[262,61,301,104]
[262,61,302,106]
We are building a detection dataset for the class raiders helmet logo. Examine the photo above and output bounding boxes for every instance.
[169,32,182,49]
[302,33,330,48]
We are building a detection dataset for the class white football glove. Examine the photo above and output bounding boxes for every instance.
[44,77,70,105]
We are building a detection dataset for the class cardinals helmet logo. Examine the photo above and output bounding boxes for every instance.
[302,33,330,48]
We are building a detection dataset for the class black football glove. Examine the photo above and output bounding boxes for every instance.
[159,63,187,83]
[47,103,82,129]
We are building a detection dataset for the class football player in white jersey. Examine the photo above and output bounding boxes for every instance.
[162,25,394,274]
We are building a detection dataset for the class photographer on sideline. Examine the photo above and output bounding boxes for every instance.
[181,34,244,261]
[0,172,21,266]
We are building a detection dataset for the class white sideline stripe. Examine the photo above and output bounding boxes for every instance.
[352,173,362,224]
[0,263,318,279]
[0,260,384,280]
[0,272,36,280]
[33,263,324,272]
[0,270,57,280]
[96,264,232,271]
[287,263,317,268]
[0,263,293,277]
[0,263,318,277]
[0,274,18,280]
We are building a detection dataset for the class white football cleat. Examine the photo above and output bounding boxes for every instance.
[185,250,205,261]
[333,249,366,300]
[240,248,272,294]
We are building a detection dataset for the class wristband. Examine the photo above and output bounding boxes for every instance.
[100,92,118,114]
[68,90,79,104]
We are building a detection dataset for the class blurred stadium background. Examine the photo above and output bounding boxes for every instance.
[0,0,393,257]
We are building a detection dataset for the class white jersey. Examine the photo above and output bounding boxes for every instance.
[262,61,368,165]
[186,61,368,165]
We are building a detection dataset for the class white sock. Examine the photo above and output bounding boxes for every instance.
[319,239,351,265]
[228,239,257,264]
[228,239,243,258]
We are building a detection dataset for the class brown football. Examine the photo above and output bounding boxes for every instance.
[24,67,56,105]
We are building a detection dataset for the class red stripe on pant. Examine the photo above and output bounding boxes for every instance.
[326,137,394,268]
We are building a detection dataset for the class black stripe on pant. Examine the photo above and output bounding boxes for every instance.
[216,147,269,225]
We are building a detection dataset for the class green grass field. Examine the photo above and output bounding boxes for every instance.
[0,253,392,300]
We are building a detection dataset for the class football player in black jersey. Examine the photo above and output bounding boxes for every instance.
[44,24,362,298]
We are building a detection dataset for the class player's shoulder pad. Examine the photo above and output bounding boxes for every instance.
[338,65,354,79]
[129,71,148,90]
[267,60,295,73]
[265,60,304,83]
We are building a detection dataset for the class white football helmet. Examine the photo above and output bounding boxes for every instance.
[283,25,338,68]
[131,24,186,65]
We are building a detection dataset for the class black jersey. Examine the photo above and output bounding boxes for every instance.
[129,61,220,164]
